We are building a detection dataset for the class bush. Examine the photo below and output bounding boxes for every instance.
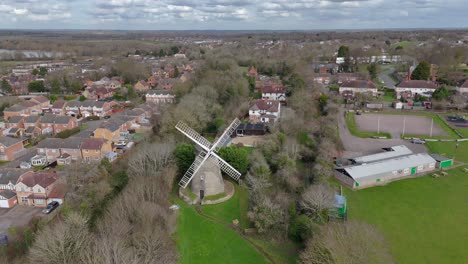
[174,143,195,176]
[218,146,250,174]
[289,215,314,242]
[64,95,77,101]
[55,127,80,139]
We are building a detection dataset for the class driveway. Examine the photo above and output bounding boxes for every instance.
[338,109,427,159]
[378,66,397,88]
[0,206,42,236]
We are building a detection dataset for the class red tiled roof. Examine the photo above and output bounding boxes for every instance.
[250,99,280,112]
[341,80,377,89]
[19,171,58,188]
[261,86,285,94]
[397,80,437,89]
[31,96,49,104]
[48,184,67,199]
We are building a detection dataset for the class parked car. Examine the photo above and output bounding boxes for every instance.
[411,138,426,144]
[42,201,60,214]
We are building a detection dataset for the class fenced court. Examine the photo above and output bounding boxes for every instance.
[355,113,447,137]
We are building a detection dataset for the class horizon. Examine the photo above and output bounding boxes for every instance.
[0,0,466,30]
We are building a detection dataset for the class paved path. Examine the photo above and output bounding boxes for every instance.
[378,66,397,88]
[338,109,427,159]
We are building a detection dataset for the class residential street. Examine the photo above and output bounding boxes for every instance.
[378,66,397,88]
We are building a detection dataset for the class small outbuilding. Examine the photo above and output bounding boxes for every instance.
[430,154,453,169]
[235,123,267,137]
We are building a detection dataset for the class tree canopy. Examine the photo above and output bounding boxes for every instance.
[218,146,250,174]
[411,61,431,80]
[174,143,196,176]
[337,46,350,58]
[28,80,46,93]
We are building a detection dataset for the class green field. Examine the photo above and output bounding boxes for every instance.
[426,141,468,163]
[202,184,251,229]
[381,90,396,102]
[345,166,468,264]
[346,112,392,138]
[176,201,269,264]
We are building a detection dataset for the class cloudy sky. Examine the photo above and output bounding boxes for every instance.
[0,0,466,30]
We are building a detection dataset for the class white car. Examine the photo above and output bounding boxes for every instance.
[411,139,426,144]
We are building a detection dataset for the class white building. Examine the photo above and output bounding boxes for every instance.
[249,99,281,124]
[145,90,176,104]
[339,80,378,96]
[395,80,437,99]
[261,86,286,102]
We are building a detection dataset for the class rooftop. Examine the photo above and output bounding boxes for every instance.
[397,80,437,89]
[350,145,413,164]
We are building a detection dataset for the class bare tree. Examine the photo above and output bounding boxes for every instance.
[299,222,394,264]
[301,183,336,222]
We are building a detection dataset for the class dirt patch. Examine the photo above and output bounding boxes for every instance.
[355,114,446,138]
[230,136,266,147]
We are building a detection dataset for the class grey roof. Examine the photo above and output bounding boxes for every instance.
[0,136,23,147]
[60,137,83,149]
[146,90,174,95]
[99,121,121,132]
[40,114,73,124]
[0,170,29,185]
[65,101,81,108]
[6,116,24,123]
[36,138,62,149]
[351,145,413,164]
[343,153,436,181]
[53,116,74,124]
[25,126,37,134]
[429,154,452,162]
[40,114,56,124]
[4,105,26,112]
[0,189,16,199]
[24,116,41,123]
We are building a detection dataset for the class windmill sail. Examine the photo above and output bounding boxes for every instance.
[175,121,212,151]
[212,118,241,152]
[209,153,242,181]
[179,151,208,188]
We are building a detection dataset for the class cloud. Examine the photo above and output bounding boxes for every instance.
[0,0,465,29]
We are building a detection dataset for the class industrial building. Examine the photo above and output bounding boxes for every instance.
[336,145,437,189]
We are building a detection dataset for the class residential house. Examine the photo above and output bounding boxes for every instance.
[3,105,28,120]
[314,73,332,85]
[135,80,151,92]
[339,80,378,97]
[92,121,122,143]
[147,76,158,88]
[40,115,78,135]
[3,96,50,119]
[24,126,41,137]
[0,170,30,190]
[5,116,24,129]
[15,171,60,207]
[29,96,50,110]
[0,136,25,161]
[457,80,468,94]
[0,189,17,208]
[51,100,66,115]
[79,100,112,118]
[146,90,176,104]
[23,115,41,128]
[81,138,112,163]
[36,138,62,162]
[247,66,259,78]
[57,153,72,165]
[249,99,281,124]
[60,137,83,161]
[335,73,367,84]
[395,80,437,99]
[261,86,286,102]
[83,87,115,100]
[157,78,177,90]
[4,127,23,138]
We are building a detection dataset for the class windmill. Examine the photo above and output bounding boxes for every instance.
[175,118,242,198]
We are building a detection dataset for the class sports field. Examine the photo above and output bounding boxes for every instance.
[355,113,447,138]
[345,166,468,264]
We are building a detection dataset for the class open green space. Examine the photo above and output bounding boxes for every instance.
[202,184,251,229]
[426,140,468,163]
[390,41,415,49]
[381,90,396,102]
[346,112,392,138]
[345,166,468,264]
[176,200,268,264]
[239,66,249,72]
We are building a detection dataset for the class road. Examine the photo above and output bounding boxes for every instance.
[338,109,427,159]
[378,66,397,88]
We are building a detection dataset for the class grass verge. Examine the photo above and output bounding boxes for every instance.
[426,141,468,163]
[346,112,392,139]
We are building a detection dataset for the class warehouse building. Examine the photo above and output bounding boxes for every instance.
[336,146,437,189]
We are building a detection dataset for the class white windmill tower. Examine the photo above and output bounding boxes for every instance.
[175,118,242,198]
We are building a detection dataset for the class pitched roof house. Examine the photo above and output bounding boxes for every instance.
[146,90,176,104]
[339,80,378,97]
[249,99,281,124]
[395,80,437,99]
[261,86,286,102]
[81,138,112,163]
[15,171,61,207]
[0,136,25,161]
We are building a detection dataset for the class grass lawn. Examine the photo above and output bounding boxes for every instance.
[239,66,249,72]
[345,166,468,264]
[426,141,468,163]
[250,237,299,264]
[381,90,396,102]
[346,112,392,139]
[202,184,251,229]
[176,200,269,264]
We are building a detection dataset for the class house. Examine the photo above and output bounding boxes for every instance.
[3,105,28,120]
[157,79,177,90]
[79,100,112,118]
[0,136,25,161]
[135,80,151,92]
[24,126,42,137]
[313,73,331,85]
[29,96,50,110]
[57,153,72,165]
[40,115,78,135]
[92,121,122,143]
[0,170,30,190]
[3,96,50,119]
[81,138,112,163]
[36,138,62,162]
[23,115,41,128]
[339,80,378,97]
[395,80,437,99]
[335,73,366,84]
[0,190,17,208]
[457,80,468,94]
[261,86,286,102]
[146,90,176,104]
[15,171,60,207]
[249,99,281,124]
[4,127,23,138]
[83,87,115,100]
[147,76,158,88]
[5,116,24,129]
[60,137,83,161]
[51,100,67,115]
[247,66,259,78]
